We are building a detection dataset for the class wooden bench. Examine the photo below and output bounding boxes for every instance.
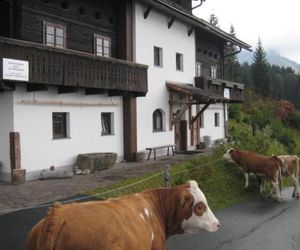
[145,144,176,160]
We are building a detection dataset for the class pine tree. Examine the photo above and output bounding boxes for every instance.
[251,38,270,97]
[224,24,239,81]
[209,13,219,28]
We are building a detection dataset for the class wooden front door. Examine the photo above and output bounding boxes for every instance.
[175,120,187,152]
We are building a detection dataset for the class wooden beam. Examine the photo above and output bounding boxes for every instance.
[169,91,173,131]
[173,103,191,125]
[0,81,15,91]
[190,102,210,125]
[168,16,175,29]
[58,86,79,94]
[85,88,105,95]
[108,90,127,96]
[188,27,194,36]
[144,5,153,19]
[27,83,48,92]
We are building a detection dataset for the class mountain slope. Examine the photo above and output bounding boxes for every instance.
[238,49,300,73]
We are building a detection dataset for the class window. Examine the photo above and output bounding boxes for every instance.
[52,112,69,139]
[94,34,111,57]
[214,112,220,127]
[154,46,163,67]
[176,53,183,71]
[153,109,163,132]
[200,112,204,128]
[210,65,217,78]
[224,88,230,99]
[101,112,114,135]
[44,21,66,48]
[195,62,202,77]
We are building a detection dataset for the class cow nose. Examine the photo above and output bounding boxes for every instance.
[214,221,220,228]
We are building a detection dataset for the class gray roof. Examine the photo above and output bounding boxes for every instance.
[139,0,252,51]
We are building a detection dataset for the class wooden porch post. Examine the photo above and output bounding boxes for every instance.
[123,95,137,161]
[10,132,26,184]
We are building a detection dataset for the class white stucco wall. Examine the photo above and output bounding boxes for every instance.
[200,103,226,145]
[134,2,196,152]
[11,85,124,180]
[0,91,14,181]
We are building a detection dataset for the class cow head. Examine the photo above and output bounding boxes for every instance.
[180,180,220,233]
[223,148,235,163]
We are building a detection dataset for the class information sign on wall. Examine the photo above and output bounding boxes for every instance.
[2,58,29,81]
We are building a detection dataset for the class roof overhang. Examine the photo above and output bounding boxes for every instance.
[138,0,252,51]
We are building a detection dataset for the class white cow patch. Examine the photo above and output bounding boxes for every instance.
[144,208,150,218]
[151,230,155,241]
[139,213,145,220]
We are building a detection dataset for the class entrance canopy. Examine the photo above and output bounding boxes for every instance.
[166,82,228,129]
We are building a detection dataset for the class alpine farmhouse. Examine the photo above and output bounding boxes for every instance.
[0,0,250,182]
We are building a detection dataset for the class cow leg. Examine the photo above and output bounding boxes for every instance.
[244,173,249,189]
[259,178,266,194]
[290,174,300,199]
[270,181,282,202]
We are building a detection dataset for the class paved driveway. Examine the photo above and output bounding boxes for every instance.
[0,188,299,250]
[167,188,300,250]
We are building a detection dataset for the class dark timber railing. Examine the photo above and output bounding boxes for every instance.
[0,37,148,96]
[195,76,244,102]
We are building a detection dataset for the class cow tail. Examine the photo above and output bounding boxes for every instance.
[38,203,65,250]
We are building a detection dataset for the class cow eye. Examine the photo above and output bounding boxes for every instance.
[194,202,207,216]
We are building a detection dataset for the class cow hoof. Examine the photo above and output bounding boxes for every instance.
[292,193,295,198]
[296,194,300,199]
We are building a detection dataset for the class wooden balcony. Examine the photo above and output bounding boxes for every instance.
[0,37,148,96]
[195,76,244,102]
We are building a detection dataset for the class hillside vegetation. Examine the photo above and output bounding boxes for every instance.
[228,90,300,156]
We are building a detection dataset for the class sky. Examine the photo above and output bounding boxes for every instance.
[193,0,300,64]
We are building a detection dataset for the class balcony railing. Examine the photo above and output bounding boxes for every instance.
[0,37,148,96]
[195,76,244,102]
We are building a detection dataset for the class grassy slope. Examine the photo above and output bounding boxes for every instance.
[86,155,258,211]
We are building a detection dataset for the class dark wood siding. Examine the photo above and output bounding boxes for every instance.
[0,37,148,96]
[20,0,119,57]
[195,29,224,79]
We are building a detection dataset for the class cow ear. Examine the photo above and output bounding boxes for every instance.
[229,148,234,155]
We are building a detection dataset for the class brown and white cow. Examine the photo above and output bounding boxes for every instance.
[277,155,300,199]
[223,148,283,202]
[25,180,219,250]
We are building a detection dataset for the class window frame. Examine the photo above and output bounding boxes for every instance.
[43,21,66,49]
[210,65,217,78]
[101,112,114,136]
[176,52,183,71]
[153,109,163,132]
[94,34,111,58]
[153,46,163,67]
[195,62,202,77]
[214,112,220,127]
[52,112,69,139]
